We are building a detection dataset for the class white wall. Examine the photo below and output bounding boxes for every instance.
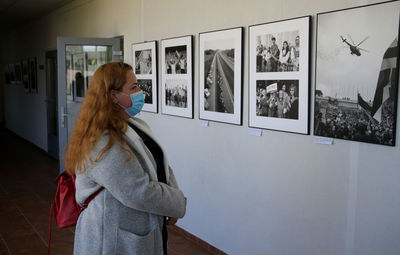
[1,0,400,254]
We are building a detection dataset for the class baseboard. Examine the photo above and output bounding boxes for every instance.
[168,225,227,255]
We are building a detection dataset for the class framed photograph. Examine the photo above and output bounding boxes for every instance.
[15,62,23,85]
[161,35,193,118]
[199,27,243,125]
[4,64,10,84]
[29,57,38,94]
[249,16,310,134]
[8,64,16,84]
[315,1,400,146]
[22,60,29,92]
[132,41,158,113]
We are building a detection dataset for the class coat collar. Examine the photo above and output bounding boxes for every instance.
[126,117,171,182]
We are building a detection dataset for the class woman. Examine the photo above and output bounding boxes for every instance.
[279,41,291,71]
[65,62,186,255]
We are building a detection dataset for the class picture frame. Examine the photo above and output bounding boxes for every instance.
[160,35,193,118]
[29,57,38,94]
[4,64,10,84]
[314,1,399,146]
[22,59,29,92]
[132,41,158,113]
[8,64,16,84]
[199,27,243,125]
[14,62,23,85]
[249,16,311,134]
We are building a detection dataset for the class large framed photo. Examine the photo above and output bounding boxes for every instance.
[199,27,243,125]
[249,16,310,134]
[161,35,193,118]
[315,1,400,146]
[29,57,38,94]
[132,41,158,113]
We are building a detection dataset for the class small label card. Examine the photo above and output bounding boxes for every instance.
[199,120,209,127]
[248,128,262,137]
[162,114,169,120]
[314,136,334,145]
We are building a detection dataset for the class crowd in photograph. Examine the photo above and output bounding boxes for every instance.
[138,80,152,104]
[165,48,187,74]
[166,85,187,108]
[256,83,299,119]
[314,100,395,145]
[256,35,300,72]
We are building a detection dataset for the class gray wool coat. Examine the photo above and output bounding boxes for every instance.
[74,117,186,255]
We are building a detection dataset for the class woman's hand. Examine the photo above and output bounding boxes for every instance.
[166,217,178,225]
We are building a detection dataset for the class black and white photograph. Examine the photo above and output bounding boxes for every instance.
[135,49,152,74]
[22,60,29,92]
[161,35,193,118]
[165,79,188,108]
[315,1,400,146]
[8,64,16,84]
[199,27,243,125]
[132,41,158,113]
[256,31,300,72]
[15,62,22,84]
[165,45,187,74]
[256,80,299,120]
[138,79,152,104]
[249,16,310,134]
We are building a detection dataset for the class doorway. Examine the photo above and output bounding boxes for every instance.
[57,36,122,171]
[46,50,59,159]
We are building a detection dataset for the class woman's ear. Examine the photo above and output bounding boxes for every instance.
[110,90,119,104]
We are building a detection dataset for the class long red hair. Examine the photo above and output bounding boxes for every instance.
[64,62,133,174]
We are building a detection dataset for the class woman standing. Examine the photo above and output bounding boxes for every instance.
[65,62,186,255]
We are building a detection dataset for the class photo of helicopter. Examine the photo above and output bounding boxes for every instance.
[340,35,369,56]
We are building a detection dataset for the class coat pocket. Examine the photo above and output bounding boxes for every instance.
[116,227,156,255]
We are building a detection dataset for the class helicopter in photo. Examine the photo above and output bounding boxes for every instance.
[339,35,369,56]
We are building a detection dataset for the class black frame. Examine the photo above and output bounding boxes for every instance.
[314,0,400,146]
[29,57,38,94]
[22,59,29,92]
[248,15,311,135]
[160,35,194,119]
[132,40,159,113]
[198,26,244,126]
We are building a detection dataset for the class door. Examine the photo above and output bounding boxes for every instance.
[45,50,59,159]
[57,37,122,172]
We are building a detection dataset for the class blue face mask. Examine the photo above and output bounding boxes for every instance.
[120,91,145,117]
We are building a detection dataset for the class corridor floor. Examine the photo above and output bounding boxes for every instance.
[0,128,213,255]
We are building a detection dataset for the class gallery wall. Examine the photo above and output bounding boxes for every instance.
[1,0,399,254]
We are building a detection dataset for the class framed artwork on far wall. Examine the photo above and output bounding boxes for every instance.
[160,35,193,118]
[249,16,311,135]
[22,59,29,92]
[8,64,16,84]
[199,27,243,125]
[132,41,158,113]
[29,57,38,94]
[4,64,10,84]
[15,62,23,85]
[315,1,400,146]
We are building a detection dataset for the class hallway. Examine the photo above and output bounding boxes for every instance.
[0,128,214,255]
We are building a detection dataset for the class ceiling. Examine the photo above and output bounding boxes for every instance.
[0,0,75,35]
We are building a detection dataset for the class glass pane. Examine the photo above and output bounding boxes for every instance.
[65,44,113,139]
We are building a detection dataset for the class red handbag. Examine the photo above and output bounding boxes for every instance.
[48,171,103,254]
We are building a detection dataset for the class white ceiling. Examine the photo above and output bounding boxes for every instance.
[0,0,75,35]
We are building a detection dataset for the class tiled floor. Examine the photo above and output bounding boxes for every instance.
[0,128,213,255]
